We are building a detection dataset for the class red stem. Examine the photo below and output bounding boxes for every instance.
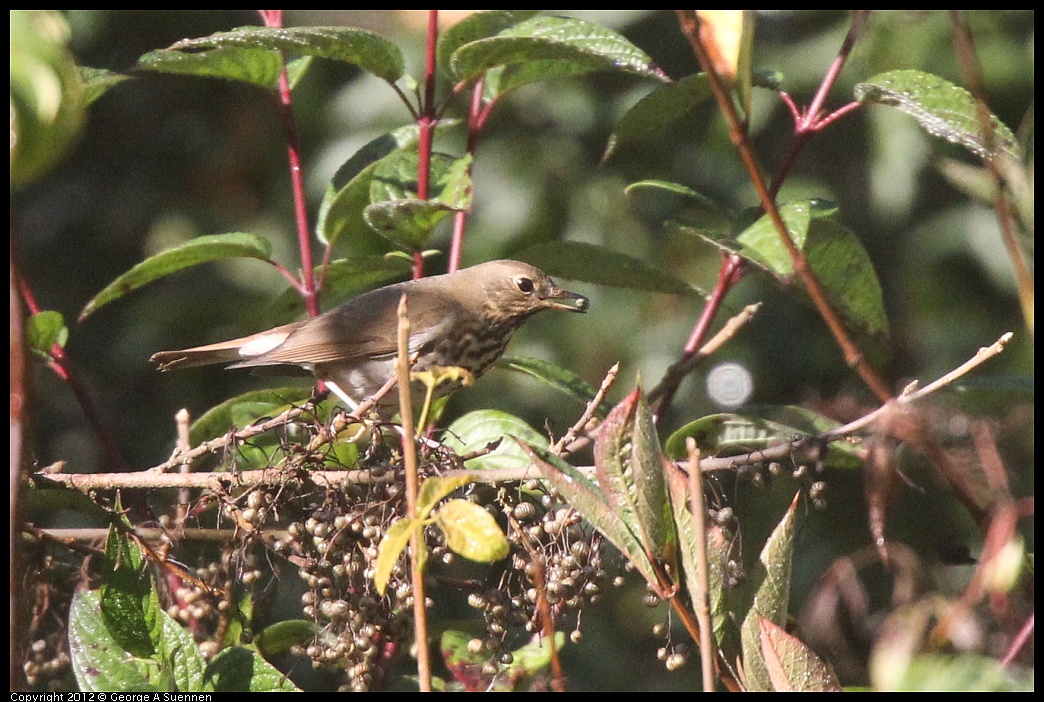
[17,275,132,474]
[771,11,869,198]
[654,253,743,421]
[447,80,486,273]
[259,10,320,316]
[411,10,442,280]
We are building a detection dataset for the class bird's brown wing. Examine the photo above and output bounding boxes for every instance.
[230,284,458,368]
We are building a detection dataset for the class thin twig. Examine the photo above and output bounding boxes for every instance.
[654,253,745,421]
[148,399,317,473]
[507,512,566,692]
[175,408,191,525]
[649,303,761,403]
[682,331,1016,474]
[551,362,620,456]
[686,439,716,692]
[396,294,431,692]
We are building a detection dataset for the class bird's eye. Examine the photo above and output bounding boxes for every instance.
[515,276,535,294]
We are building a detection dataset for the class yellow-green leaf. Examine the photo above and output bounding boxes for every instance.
[435,499,509,563]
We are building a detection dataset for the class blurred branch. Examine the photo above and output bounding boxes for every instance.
[10,254,26,691]
[949,10,1034,336]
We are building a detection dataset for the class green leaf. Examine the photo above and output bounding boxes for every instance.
[593,390,644,540]
[442,410,548,471]
[204,646,300,692]
[626,179,733,233]
[362,150,473,250]
[164,26,404,83]
[137,45,286,88]
[80,232,275,321]
[25,310,68,358]
[370,150,473,208]
[437,10,542,74]
[254,620,318,659]
[594,387,677,565]
[441,629,567,692]
[801,217,889,348]
[158,605,209,693]
[450,15,669,94]
[665,406,863,468]
[854,69,1021,162]
[73,526,210,692]
[79,66,131,105]
[69,588,166,692]
[373,517,422,596]
[440,629,489,689]
[698,200,813,274]
[316,126,423,249]
[188,387,316,446]
[10,10,85,186]
[498,356,610,415]
[508,631,567,674]
[667,468,737,659]
[268,254,414,320]
[739,493,800,692]
[759,617,842,692]
[100,526,156,658]
[735,11,757,120]
[629,388,678,565]
[363,198,459,251]
[435,498,510,562]
[515,241,702,296]
[605,73,712,160]
[520,442,661,589]
[683,201,890,350]
[872,652,1032,692]
[417,474,479,519]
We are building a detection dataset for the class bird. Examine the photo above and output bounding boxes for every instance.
[151,260,589,411]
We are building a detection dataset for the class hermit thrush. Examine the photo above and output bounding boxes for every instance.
[151,260,588,410]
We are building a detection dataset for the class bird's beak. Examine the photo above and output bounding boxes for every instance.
[542,287,589,313]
